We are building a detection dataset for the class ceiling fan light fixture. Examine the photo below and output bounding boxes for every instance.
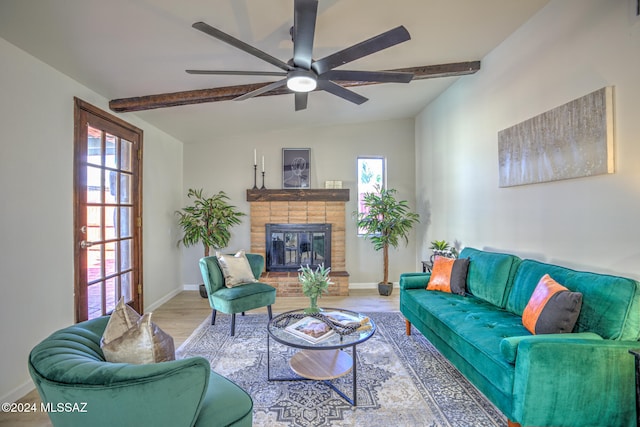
[287,69,317,92]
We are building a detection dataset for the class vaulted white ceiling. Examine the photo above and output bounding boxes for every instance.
[0,0,549,142]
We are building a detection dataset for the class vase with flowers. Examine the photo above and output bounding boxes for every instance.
[298,264,333,314]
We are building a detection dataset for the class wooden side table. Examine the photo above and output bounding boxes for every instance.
[629,349,640,426]
[421,261,432,273]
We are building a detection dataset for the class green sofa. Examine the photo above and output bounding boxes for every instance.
[400,247,640,427]
[28,316,253,427]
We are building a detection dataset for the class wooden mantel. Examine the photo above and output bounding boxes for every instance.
[246,189,349,202]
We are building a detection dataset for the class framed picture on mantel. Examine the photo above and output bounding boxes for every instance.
[282,148,310,189]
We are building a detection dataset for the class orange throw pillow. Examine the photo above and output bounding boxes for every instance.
[426,256,469,295]
[522,274,583,334]
[427,257,455,293]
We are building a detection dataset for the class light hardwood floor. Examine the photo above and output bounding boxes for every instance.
[1,288,399,427]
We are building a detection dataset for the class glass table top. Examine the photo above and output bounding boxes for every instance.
[268,308,376,350]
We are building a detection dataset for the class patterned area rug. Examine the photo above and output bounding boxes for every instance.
[177,311,506,427]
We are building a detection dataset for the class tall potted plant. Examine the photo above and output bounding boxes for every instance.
[356,185,419,296]
[176,188,246,296]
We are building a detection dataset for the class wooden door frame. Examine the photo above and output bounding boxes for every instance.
[73,97,144,321]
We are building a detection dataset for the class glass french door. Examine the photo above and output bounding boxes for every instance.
[74,98,143,322]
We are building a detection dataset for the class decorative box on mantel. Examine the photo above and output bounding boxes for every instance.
[246,189,350,297]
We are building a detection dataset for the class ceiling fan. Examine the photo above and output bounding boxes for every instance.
[185,0,413,111]
[108,1,481,114]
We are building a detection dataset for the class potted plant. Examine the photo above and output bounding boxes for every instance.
[176,188,246,297]
[429,240,458,262]
[298,263,333,314]
[356,185,419,296]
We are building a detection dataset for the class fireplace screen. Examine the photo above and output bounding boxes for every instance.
[265,223,331,272]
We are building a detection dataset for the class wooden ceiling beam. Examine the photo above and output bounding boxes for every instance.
[109,61,480,113]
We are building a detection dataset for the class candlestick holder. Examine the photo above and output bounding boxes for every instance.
[260,171,266,190]
[252,165,258,189]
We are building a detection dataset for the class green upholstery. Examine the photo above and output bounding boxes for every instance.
[400,248,640,427]
[199,254,276,336]
[507,259,640,340]
[459,247,521,308]
[28,316,253,427]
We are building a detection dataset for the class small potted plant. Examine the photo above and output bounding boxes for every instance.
[298,263,333,314]
[429,240,458,262]
[176,188,246,297]
[356,185,419,296]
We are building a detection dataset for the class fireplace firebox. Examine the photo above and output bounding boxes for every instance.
[265,223,331,272]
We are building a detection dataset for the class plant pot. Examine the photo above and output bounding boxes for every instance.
[199,284,208,299]
[378,282,393,296]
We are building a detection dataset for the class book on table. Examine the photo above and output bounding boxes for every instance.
[285,317,335,343]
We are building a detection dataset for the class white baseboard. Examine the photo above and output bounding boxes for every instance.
[146,287,183,312]
[2,379,35,404]
[348,282,398,290]
[183,283,397,291]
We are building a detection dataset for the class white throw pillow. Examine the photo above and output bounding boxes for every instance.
[101,297,175,364]
[216,250,258,287]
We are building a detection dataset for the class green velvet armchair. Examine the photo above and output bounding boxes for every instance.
[199,253,276,336]
[28,316,253,427]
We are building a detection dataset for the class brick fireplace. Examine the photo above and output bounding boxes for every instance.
[247,189,349,296]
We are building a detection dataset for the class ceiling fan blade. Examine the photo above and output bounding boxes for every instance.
[320,69,413,83]
[186,69,287,77]
[295,92,309,111]
[192,22,293,72]
[317,81,368,105]
[233,79,288,101]
[313,25,410,75]
[292,0,318,69]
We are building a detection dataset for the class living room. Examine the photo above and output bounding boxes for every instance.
[2,0,640,424]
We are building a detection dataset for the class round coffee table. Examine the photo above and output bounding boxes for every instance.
[267,308,376,406]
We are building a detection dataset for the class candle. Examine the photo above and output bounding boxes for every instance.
[254,149,257,166]
[262,156,265,172]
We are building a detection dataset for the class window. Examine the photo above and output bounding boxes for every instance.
[356,156,386,235]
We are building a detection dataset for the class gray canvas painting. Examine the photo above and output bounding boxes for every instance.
[498,87,614,187]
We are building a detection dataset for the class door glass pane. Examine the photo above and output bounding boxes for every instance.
[105,206,117,240]
[105,242,117,277]
[87,206,102,242]
[105,171,117,204]
[120,173,131,204]
[120,239,132,270]
[87,126,102,165]
[86,166,102,203]
[105,278,117,314]
[87,283,102,320]
[105,133,117,169]
[121,139,132,172]
[120,207,132,238]
[87,244,104,283]
[121,272,133,302]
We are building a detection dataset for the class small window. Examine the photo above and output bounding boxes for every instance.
[356,156,386,235]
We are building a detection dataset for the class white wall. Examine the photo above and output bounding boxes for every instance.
[416,0,640,279]
[0,37,184,402]
[181,118,417,286]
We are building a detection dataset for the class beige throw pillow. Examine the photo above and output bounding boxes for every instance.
[216,250,258,287]
[101,297,175,364]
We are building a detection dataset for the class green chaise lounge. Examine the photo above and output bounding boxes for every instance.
[28,316,253,427]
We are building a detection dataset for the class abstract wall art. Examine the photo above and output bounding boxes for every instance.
[498,86,614,187]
